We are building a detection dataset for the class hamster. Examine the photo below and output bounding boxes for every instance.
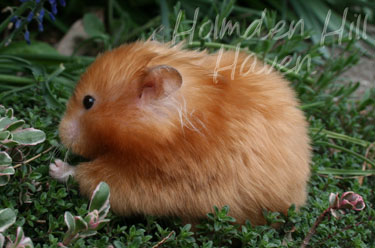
[50,41,311,225]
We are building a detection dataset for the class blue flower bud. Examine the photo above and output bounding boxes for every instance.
[49,12,56,21]
[38,9,45,22]
[38,22,44,32]
[24,30,30,44]
[59,0,66,7]
[27,11,34,22]
[49,0,58,14]
[10,16,17,23]
[15,19,21,29]
[51,4,58,15]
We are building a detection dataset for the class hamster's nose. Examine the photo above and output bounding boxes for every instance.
[59,118,79,149]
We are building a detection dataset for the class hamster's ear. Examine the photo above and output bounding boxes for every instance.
[139,65,182,101]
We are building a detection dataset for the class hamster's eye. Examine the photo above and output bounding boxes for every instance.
[83,95,95,110]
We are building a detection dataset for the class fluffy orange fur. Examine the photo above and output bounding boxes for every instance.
[59,41,311,225]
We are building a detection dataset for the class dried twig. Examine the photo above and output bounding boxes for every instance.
[300,208,331,248]
[318,216,375,245]
[358,143,374,185]
[152,231,175,248]
[13,146,54,169]
[301,192,366,248]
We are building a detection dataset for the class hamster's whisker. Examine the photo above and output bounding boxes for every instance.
[47,145,63,165]
[175,104,202,134]
[179,96,204,134]
[64,149,71,163]
[48,146,59,164]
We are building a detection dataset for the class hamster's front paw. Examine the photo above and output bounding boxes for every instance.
[49,159,76,183]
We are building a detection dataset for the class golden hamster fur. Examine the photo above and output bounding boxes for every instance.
[50,41,311,225]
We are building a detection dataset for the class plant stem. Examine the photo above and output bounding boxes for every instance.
[108,0,114,34]
[152,231,175,248]
[300,101,325,110]
[358,143,374,185]
[316,141,375,167]
[317,216,375,245]
[0,74,35,85]
[13,146,53,169]
[301,207,331,248]
[310,128,370,147]
[0,2,32,34]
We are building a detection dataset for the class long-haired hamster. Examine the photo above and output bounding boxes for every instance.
[50,41,311,225]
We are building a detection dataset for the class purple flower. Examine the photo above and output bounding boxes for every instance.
[24,30,30,44]
[27,11,34,22]
[19,0,30,2]
[51,4,58,14]
[10,16,18,23]
[49,0,58,15]
[36,0,41,3]
[59,0,66,7]
[15,19,22,29]
[49,12,56,21]
[38,22,44,32]
[38,8,45,22]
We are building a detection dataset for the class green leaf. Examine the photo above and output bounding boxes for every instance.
[0,175,9,187]
[83,13,106,38]
[89,182,110,212]
[14,226,24,246]
[113,240,126,248]
[5,120,24,132]
[64,212,76,234]
[0,117,14,131]
[0,41,59,56]
[74,216,88,232]
[0,131,10,141]
[28,65,45,82]
[29,172,42,180]
[159,0,170,39]
[13,227,34,248]
[42,64,65,109]
[0,208,16,232]
[1,140,19,148]
[0,152,11,167]
[5,108,13,118]
[0,233,4,248]
[11,128,46,145]
[79,230,97,238]
[0,167,15,176]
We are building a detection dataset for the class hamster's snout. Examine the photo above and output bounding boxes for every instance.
[59,117,79,150]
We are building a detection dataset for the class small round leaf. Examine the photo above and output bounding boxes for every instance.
[0,208,16,232]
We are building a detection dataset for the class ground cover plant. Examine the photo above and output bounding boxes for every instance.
[0,0,374,247]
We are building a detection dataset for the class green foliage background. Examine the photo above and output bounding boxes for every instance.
[0,0,375,247]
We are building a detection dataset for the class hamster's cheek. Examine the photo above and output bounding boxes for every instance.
[59,118,80,149]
